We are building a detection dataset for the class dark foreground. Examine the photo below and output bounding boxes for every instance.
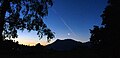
[0,48,102,58]
[1,40,119,58]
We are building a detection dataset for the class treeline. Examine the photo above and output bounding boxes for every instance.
[89,0,120,58]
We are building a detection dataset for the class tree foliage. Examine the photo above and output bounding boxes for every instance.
[0,0,54,42]
[90,0,120,47]
[90,0,120,57]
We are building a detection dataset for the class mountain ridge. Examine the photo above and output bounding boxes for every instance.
[46,39,85,51]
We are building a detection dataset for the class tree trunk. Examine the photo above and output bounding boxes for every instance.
[0,0,10,42]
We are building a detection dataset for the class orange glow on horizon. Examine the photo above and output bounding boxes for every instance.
[15,39,48,46]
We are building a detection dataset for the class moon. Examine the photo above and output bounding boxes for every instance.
[68,33,70,36]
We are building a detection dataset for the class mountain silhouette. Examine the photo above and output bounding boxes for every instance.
[46,39,84,51]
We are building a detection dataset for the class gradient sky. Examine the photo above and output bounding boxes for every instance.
[14,0,108,46]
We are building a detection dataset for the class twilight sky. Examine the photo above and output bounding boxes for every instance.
[15,0,108,46]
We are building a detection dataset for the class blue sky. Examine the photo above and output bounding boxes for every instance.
[15,0,108,45]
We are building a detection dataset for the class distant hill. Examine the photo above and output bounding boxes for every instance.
[46,39,86,51]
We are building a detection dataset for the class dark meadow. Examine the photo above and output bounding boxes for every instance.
[0,0,120,58]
